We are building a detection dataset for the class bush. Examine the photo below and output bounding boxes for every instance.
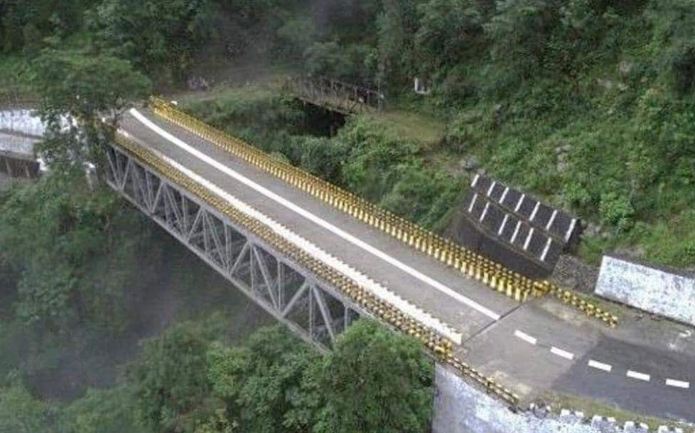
[380,163,460,228]
[415,0,483,72]
[61,386,146,433]
[304,41,375,83]
[0,379,54,433]
[336,117,420,201]
[129,320,218,433]
[0,171,146,332]
[599,192,635,233]
[315,320,434,433]
[647,0,695,95]
[485,0,560,84]
[207,326,319,433]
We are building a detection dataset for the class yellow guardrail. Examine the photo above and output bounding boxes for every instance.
[148,97,618,328]
[114,132,521,407]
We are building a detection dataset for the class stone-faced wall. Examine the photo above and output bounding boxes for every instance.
[595,256,695,326]
[432,365,603,433]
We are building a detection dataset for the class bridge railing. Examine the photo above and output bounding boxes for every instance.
[284,76,384,114]
[148,97,618,328]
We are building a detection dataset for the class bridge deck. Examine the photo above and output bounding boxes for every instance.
[120,108,519,341]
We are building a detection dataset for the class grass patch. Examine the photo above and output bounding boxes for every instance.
[371,110,445,148]
[0,55,34,104]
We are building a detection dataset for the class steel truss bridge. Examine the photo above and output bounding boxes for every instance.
[100,97,694,423]
[106,141,362,350]
[284,76,384,114]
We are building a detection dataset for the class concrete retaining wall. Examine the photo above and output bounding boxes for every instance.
[0,109,45,137]
[595,256,695,326]
[433,365,603,433]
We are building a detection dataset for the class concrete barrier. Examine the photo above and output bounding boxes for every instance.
[595,256,695,326]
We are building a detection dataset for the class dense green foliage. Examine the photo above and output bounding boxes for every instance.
[173,0,695,267]
[0,170,146,331]
[207,327,320,433]
[129,319,221,433]
[29,47,150,170]
[0,378,54,433]
[2,0,695,431]
[128,320,433,433]
[60,386,146,433]
[316,320,434,433]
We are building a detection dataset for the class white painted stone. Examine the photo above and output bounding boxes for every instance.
[595,256,695,326]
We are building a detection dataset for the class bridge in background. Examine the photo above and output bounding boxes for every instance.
[284,76,384,114]
[2,100,692,423]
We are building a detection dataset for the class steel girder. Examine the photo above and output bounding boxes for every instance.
[105,144,361,350]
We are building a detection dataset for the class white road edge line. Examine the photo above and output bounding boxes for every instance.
[128,109,502,323]
[118,127,465,343]
[626,370,651,382]
[550,346,575,360]
[128,108,502,323]
[514,330,537,345]
[665,379,690,389]
[587,360,612,372]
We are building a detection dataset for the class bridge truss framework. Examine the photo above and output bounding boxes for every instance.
[105,142,361,350]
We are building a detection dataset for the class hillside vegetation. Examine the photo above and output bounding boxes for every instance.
[94,0,692,269]
[1,1,694,431]
[3,0,695,266]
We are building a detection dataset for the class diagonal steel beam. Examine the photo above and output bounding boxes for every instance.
[164,186,183,231]
[119,158,132,191]
[206,212,228,268]
[282,281,309,317]
[312,286,336,342]
[151,181,165,218]
[253,246,278,309]
[186,206,204,242]
[106,148,119,184]
[229,241,250,276]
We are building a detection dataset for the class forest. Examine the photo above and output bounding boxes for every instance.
[1,0,695,432]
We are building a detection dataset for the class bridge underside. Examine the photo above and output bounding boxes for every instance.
[105,143,361,350]
[0,152,39,179]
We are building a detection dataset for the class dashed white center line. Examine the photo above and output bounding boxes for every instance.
[626,370,651,382]
[514,330,537,345]
[665,379,690,389]
[588,360,612,372]
[509,329,689,392]
[550,346,575,360]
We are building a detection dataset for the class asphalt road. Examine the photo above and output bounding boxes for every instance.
[119,107,695,423]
